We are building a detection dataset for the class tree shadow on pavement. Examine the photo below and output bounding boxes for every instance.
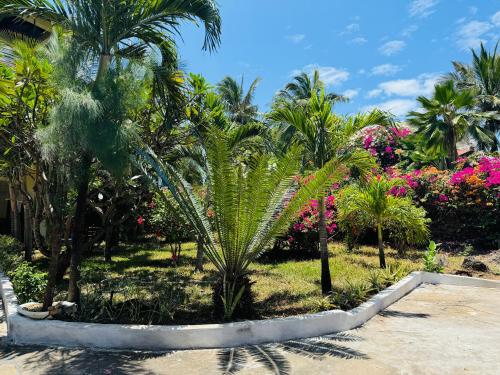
[379,310,430,318]
[217,332,368,375]
[0,344,166,375]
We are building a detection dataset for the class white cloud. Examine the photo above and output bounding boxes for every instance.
[402,25,418,38]
[340,23,360,36]
[456,20,492,50]
[286,34,305,44]
[378,40,406,56]
[358,69,366,75]
[409,0,439,18]
[368,73,440,98]
[343,89,359,99]
[492,11,500,27]
[469,6,478,15]
[370,64,402,76]
[367,89,383,98]
[349,37,367,44]
[364,99,419,117]
[291,64,350,87]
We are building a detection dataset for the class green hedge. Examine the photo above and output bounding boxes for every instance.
[0,236,47,304]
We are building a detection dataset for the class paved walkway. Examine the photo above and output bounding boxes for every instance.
[1,284,500,374]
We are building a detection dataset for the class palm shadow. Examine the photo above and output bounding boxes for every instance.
[0,344,166,375]
[217,332,367,375]
[379,310,430,318]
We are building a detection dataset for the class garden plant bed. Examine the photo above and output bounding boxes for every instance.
[28,241,500,326]
[2,268,500,351]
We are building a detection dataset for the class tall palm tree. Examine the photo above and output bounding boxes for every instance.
[217,75,260,124]
[337,175,430,268]
[139,126,373,319]
[278,69,348,106]
[408,80,499,169]
[0,0,222,304]
[448,43,500,151]
[269,90,389,294]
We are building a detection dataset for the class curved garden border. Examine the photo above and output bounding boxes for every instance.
[1,271,499,351]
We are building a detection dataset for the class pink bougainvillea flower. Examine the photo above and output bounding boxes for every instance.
[485,171,500,187]
[385,146,393,154]
[438,194,449,202]
[309,199,318,208]
[363,136,374,149]
[450,167,475,184]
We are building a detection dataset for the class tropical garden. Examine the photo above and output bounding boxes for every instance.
[0,0,498,325]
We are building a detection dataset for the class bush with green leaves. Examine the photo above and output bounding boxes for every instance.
[0,235,24,273]
[0,236,47,304]
[10,262,47,304]
[423,241,444,273]
[337,175,430,268]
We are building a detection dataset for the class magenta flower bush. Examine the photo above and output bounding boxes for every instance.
[388,153,499,246]
[355,125,411,168]
[286,192,337,256]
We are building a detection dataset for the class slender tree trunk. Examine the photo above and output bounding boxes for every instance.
[377,222,386,268]
[68,156,92,304]
[195,237,204,272]
[318,195,332,295]
[43,221,63,310]
[104,225,114,262]
[448,127,458,167]
[8,184,21,240]
[23,202,33,261]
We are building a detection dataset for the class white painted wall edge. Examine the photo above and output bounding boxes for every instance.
[1,271,499,351]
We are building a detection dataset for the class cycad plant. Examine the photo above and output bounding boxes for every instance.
[336,175,430,268]
[269,89,392,294]
[142,127,372,320]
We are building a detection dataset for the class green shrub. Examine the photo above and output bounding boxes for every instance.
[0,235,23,273]
[0,236,47,304]
[10,262,47,304]
[330,281,370,310]
[423,241,444,273]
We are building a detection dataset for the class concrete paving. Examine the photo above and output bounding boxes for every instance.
[1,283,499,374]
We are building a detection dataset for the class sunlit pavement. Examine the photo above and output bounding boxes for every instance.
[1,283,500,374]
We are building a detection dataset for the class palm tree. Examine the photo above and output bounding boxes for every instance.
[277,69,348,106]
[0,0,222,304]
[408,80,499,169]
[337,175,430,268]
[448,43,500,151]
[139,126,373,319]
[217,75,260,124]
[268,90,390,294]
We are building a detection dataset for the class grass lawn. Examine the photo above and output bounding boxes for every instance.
[46,240,499,325]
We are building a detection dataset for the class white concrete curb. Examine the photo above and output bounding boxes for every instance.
[1,271,499,350]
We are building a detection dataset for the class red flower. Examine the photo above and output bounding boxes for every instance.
[137,216,144,225]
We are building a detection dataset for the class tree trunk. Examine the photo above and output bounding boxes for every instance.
[318,195,332,295]
[23,202,33,261]
[43,221,63,310]
[377,222,386,268]
[8,184,21,240]
[68,156,92,304]
[104,225,114,262]
[195,237,204,272]
[448,127,458,167]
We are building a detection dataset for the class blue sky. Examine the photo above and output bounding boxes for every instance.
[176,0,500,118]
